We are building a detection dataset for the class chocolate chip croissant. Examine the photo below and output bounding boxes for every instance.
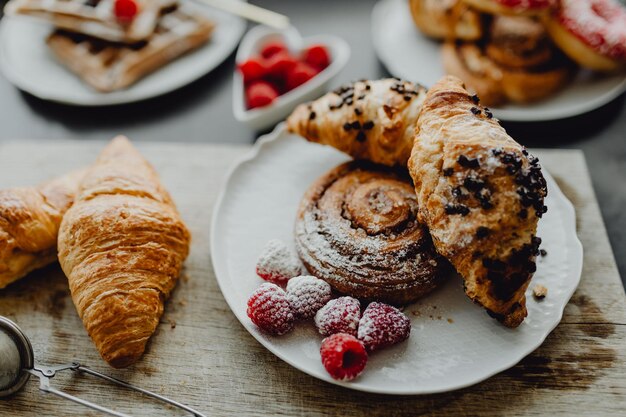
[0,169,84,289]
[287,79,427,167]
[58,136,191,368]
[408,76,547,327]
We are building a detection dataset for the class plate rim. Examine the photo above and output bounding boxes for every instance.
[371,0,626,122]
[210,124,584,395]
[0,6,247,106]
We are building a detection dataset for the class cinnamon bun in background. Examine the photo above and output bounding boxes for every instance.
[294,161,449,305]
[443,15,574,106]
[409,0,483,41]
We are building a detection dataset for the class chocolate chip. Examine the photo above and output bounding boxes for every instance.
[470,94,480,104]
[458,155,480,169]
[350,121,361,130]
[404,96,412,101]
[309,111,316,120]
[476,227,490,239]
[480,200,494,209]
[463,176,484,191]
[444,204,470,216]
[540,249,547,257]
[354,108,362,116]
[363,121,374,130]
[443,168,454,177]
[470,107,481,115]
[343,122,352,131]
[483,258,506,272]
[518,209,528,219]
[356,131,366,142]
[452,186,467,199]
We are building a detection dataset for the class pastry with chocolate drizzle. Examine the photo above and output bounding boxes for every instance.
[287,79,427,167]
[295,161,449,305]
[408,76,547,328]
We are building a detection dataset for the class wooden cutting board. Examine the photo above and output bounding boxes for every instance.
[0,140,624,416]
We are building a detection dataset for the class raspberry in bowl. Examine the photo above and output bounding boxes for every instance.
[232,26,350,131]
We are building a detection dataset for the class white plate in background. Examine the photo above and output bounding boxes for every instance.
[0,3,246,106]
[371,0,626,122]
[210,125,583,394]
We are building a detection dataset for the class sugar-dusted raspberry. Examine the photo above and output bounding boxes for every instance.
[285,276,332,320]
[246,283,295,335]
[315,296,361,337]
[358,302,411,352]
[320,333,367,381]
[256,239,303,286]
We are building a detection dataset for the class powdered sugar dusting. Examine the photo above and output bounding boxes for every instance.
[558,0,626,60]
[286,275,332,319]
[294,164,445,303]
[315,296,361,337]
[256,239,303,285]
[247,283,295,335]
[358,302,411,352]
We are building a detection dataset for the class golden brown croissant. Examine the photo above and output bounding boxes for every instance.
[287,79,427,167]
[408,76,547,328]
[0,169,84,289]
[58,136,190,368]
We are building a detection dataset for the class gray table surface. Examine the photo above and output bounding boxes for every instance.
[0,0,624,284]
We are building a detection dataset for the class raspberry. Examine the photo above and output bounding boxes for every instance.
[286,276,332,320]
[260,41,288,59]
[114,0,138,22]
[315,297,361,337]
[237,58,267,84]
[286,62,318,91]
[303,44,331,70]
[255,239,302,285]
[246,283,295,336]
[320,333,367,381]
[357,302,411,352]
[246,81,279,109]
[265,51,298,79]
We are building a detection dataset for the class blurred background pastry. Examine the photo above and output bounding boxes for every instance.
[408,0,626,107]
[443,15,574,106]
[543,0,626,72]
[4,0,216,92]
[463,0,556,17]
[408,0,483,41]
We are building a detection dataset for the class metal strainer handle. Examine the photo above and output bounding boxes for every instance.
[0,316,206,417]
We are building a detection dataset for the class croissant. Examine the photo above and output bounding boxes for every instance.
[58,136,190,368]
[287,79,427,166]
[408,76,547,327]
[0,169,84,289]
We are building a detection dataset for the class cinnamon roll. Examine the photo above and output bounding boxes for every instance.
[442,16,574,106]
[294,161,448,305]
[409,0,483,41]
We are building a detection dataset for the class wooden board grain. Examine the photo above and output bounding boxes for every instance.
[0,141,624,416]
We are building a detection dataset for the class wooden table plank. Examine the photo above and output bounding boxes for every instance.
[0,141,623,416]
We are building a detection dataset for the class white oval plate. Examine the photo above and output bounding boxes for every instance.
[371,0,626,122]
[211,125,583,394]
[233,25,350,131]
[0,3,246,106]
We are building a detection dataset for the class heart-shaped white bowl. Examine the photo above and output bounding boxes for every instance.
[233,25,350,131]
